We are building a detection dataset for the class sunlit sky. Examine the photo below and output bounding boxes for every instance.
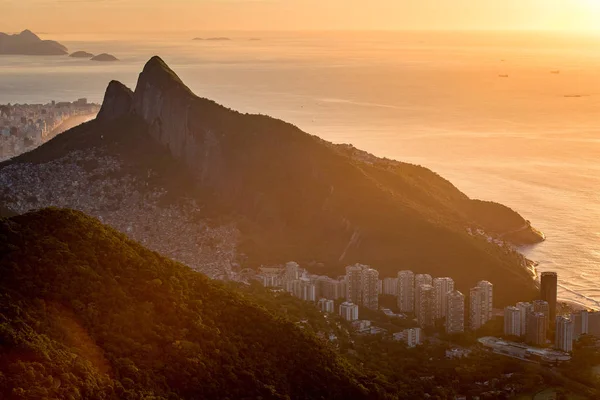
[3,0,600,33]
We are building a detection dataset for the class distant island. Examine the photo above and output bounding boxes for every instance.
[91,53,119,62]
[69,50,94,58]
[0,29,68,56]
[193,37,231,41]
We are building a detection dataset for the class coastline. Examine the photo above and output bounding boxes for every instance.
[48,113,96,137]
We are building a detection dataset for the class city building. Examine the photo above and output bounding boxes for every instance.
[414,274,433,318]
[290,278,316,302]
[526,312,548,346]
[382,277,398,296]
[533,300,550,329]
[339,301,359,321]
[516,302,534,337]
[555,316,574,352]
[397,270,415,313]
[469,281,493,331]
[504,306,521,337]
[362,268,380,310]
[346,264,365,304]
[540,272,558,322]
[345,264,379,310]
[417,284,436,328]
[284,261,299,282]
[393,328,422,348]
[318,298,335,313]
[446,290,465,334]
[571,310,589,340]
[433,277,455,319]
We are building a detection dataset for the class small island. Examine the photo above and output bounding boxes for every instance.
[0,29,68,56]
[91,53,119,62]
[69,51,94,58]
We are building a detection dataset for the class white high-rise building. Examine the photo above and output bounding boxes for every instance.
[446,290,465,334]
[285,261,299,282]
[571,310,589,340]
[556,316,574,352]
[318,298,335,313]
[433,277,455,319]
[339,301,359,321]
[362,268,380,310]
[415,274,433,318]
[393,328,422,348]
[417,284,436,328]
[469,281,493,331]
[516,302,533,337]
[383,277,398,296]
[533,300,550,329]
[290,278,316,302]
[397,270,415,313]
[345,264,379,310]
[346,264,365,304]
[504,306,521,337]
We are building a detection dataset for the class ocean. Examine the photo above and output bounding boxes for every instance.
[1,31,599,309]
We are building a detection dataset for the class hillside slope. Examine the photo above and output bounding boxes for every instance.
[0,57,543,304]
[0,208,383,400]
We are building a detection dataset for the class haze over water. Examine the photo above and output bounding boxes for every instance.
[1,31,599,309]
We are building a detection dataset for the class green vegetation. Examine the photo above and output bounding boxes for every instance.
[0,208,384,399]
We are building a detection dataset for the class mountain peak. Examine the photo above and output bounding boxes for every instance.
[18,29,40,41]
[137,56,191,93]
[97,80,133,122]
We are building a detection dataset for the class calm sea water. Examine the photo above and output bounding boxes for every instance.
[1,31,599,309]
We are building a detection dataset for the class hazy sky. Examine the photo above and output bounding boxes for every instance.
[3,0,600,33]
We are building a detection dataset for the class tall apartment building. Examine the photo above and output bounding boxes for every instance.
[318,298,335,313]
[339,301,359,321]
[526,312,548,346]
[555,316,574,352]
[446,290,465,334]
[345,264,379,310]
[469,281,493,331]
[397,270,415,313]
[571,310,589,340]
[533,300,550,329]
[285,261,300,282]
[417,284,436,328]
[290,278,316,302]
[362,268,380,310]
[504,306,521,337]
[346,264,365,304]
[541,272,558,322]
[433,277,455,319]
[383,277,398,296]
[516,302,533,337]
[414,274,433,318]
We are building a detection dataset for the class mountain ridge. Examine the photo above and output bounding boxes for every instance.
[0,56,543,304]
[0,29,68,55]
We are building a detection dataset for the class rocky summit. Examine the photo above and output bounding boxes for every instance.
[0,56,544,304]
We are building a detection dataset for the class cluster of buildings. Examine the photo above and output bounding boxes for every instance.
[0,99,99,161]
[395,271,493,335]
[503,271,600,353]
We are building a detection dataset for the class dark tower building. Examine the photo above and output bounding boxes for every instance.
[540,272,558,322]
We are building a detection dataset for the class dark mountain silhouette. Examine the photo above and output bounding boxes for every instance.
[70,50,95,58]
[0,56,543,304]
[0,29,68,55]
[91,53,119,62]
[0,208,380,399]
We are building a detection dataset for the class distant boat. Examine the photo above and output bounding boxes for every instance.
[564,94,583,98]
[498,74,509,78]
[551,70,560,74]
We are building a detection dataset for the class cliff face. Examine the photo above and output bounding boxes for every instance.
[97,81,133,122]
[1,56,543,304]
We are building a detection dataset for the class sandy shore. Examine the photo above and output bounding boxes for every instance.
[47,113,97,138]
